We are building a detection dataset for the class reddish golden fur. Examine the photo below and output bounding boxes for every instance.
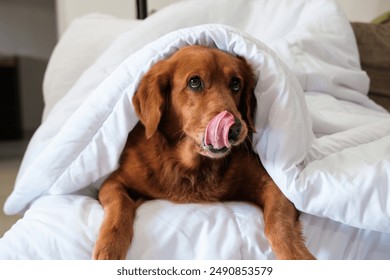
[93,45,315,260]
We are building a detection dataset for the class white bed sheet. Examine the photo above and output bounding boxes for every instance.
[2,195,390,260]
[1,0,390,260]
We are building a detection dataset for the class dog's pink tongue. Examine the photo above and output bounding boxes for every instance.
[205,111,235,149]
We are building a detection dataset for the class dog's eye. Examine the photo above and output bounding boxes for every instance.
[231,77,241,92]
[188,76,203,91]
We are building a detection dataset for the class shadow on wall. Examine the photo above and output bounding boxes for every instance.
[18,56,47,134]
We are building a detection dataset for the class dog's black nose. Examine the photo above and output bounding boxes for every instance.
[228,120,242,143]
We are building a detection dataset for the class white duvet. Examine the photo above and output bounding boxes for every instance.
[1,0,390,259]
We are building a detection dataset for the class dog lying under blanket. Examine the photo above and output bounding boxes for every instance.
[93,45,315,260]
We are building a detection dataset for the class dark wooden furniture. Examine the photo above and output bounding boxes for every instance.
[136,0,148,19]
[0,56,22,140]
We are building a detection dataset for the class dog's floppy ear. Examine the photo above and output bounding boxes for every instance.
[238,57,257,133]
[241,85,257,133]
[133,60,171,139]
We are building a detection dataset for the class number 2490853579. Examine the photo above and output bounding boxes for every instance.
[209,266,273,276]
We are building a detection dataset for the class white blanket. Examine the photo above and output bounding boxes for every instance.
[2,0,390,259]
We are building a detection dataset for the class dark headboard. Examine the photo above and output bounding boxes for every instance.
[136,0,148,19]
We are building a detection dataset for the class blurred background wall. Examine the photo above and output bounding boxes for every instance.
[0,0,56,135]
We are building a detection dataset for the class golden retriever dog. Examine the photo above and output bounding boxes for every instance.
[93,45,315,260]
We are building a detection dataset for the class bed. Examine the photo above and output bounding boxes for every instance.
[1,0,390,259]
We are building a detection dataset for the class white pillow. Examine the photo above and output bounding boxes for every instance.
[42,14,140,119]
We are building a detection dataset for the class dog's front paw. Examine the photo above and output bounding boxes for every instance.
[93,238,128,260]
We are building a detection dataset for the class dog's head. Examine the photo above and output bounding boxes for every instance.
[133,45,256,159]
